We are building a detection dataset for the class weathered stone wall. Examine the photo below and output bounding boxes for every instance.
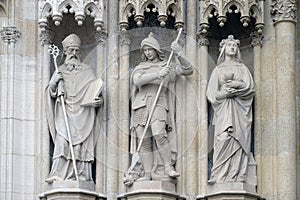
[0,0,298,199]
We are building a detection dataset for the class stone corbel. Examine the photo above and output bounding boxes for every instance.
[271,0,297,23]
[0,26,21,44]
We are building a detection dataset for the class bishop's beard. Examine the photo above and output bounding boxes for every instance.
[65,56,81,71]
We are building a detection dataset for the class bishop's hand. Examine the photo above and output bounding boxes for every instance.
[50,70,63,86]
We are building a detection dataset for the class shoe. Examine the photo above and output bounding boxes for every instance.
[136,176,151,182]
[167,169,180,178]
[45,176,62,183]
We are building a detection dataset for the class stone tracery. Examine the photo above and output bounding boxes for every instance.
[119,0,184,30]
[198,0,264,35]
[38,0,104,32]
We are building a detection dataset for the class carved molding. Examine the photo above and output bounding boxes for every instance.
[38,0,104,32]
[119,0,184,30]
[0,26,21,43]
[199,0,264,35]
[271,0,297,23]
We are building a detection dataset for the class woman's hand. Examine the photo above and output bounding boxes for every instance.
[225,80,244,89]
[91,96,104,107]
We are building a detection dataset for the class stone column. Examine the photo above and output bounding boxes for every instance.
[196,32,209,198]
[252,30,263,195]
[0,26,20,200]
[95,31,107,194]
[271,1,297,198]
[106,0,120,199]
[37,28,54,194]
[184,1,199,199]
[119,31,130,195]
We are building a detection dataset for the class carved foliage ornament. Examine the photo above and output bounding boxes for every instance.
[0,26,21,43]
[38,0,104,32]
[271,0,297,23]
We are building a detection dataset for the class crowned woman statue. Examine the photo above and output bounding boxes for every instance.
[206,35,255,184]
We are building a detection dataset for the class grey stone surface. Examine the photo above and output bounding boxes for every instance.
[39,181,106,200]
[206,35,256,187]
[124,180,179,200]
[0,0,299,199]
[124,31,193,184]
[45,34,104,184]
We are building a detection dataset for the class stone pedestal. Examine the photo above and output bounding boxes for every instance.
[200,193,262,200]
[123,181,180,200]
[39,181,106,200]
[197,182,264,200]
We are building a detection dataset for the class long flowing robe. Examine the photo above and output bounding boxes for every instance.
[206,62,255,183]
[45,63,102,181]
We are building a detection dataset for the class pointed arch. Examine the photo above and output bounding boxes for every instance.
[140,0,162,15]
[58,0,77,14]
[0,3,6,17]
[223,0,244,16]
[202,4,218,24]
[40,2,52,19]
[120,3,136,22]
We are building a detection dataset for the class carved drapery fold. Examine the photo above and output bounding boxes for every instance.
[119,0,184,30]
[198,0,264,36]
[271,0,297,23]
[0,26,21,43]
[38,0,104,32]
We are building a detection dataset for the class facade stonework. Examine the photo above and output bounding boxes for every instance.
[0,0,299,200]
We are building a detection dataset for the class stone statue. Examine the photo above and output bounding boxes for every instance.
[206,35,255,184]
[45,34,103,183]
[124,32,193,185]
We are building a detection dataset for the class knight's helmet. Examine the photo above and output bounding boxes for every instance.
[141,32,163,54]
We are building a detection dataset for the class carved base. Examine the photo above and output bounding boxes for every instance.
[197,182,264,200]
[123,180,180,200]
[207,182,256,194]
[39,181,106,200]
[198,193,263,200]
